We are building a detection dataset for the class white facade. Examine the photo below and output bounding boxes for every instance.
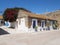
[5,18,58,33]
[28,19,57,32]
[17,18,28,32]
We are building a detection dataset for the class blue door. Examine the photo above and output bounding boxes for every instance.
[33,20,36,28]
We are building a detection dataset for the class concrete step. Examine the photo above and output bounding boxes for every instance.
[0,26,17,34]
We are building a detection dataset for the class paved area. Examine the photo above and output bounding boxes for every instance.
[0,30,60,45]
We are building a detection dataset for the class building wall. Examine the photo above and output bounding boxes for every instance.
[46,11,60,29]
[28,17,32,28]
[4,9,58,32]
[10,22,16,28]
[17,17,29,32]
[28,17,58,32]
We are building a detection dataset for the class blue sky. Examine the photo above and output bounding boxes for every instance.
[0,0,60,15]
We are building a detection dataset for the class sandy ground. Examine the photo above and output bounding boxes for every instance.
[0,30,60,45]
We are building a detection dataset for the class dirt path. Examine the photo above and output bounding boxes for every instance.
[0,30,60,45]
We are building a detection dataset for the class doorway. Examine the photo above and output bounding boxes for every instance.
[33,20,36,28]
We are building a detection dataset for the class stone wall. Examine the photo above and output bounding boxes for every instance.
[28,17,32,28]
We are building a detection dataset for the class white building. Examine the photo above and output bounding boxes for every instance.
[3,8,58,32]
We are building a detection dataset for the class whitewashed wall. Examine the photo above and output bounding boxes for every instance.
[17,18,28,32]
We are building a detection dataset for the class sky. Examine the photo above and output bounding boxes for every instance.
[0,0,60,15]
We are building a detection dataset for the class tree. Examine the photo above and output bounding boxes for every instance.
[3,8,18,22]
[3,7,31,22]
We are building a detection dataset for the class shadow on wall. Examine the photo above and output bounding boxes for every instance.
[0,28,9,35]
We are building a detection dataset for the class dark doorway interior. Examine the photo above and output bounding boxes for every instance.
[33,20,36,28]
[41,21,45,27]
